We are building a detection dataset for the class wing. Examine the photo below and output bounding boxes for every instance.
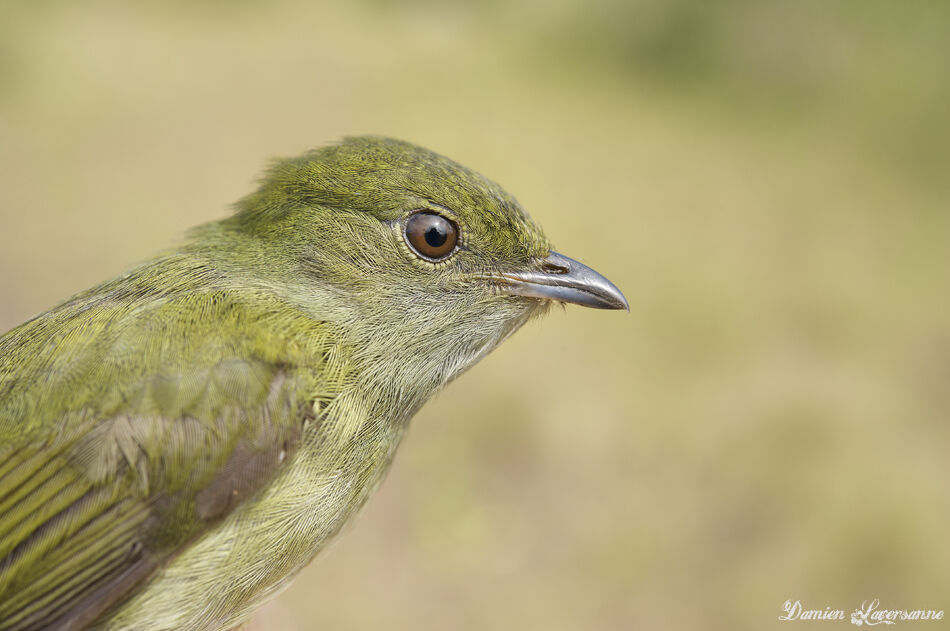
[0,281,328,631]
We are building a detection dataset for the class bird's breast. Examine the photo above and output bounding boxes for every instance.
[100,396,410,631]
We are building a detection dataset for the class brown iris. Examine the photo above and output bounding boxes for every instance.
[404,211,459,261]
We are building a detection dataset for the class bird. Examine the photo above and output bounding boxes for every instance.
[0,136,627,631]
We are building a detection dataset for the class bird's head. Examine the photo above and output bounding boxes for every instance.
[222,136,627,387]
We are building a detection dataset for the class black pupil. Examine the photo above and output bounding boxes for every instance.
[424,223,447,247]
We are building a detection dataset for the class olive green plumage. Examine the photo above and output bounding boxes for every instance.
[0,136,625,631]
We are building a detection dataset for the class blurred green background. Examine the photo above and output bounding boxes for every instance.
[1,1,948,629]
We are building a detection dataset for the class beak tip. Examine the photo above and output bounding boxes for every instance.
[596,289,630,311]
[617,290,630,312]
[549,251,629,312]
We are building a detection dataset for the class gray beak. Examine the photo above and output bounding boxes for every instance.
[494,251,629,311]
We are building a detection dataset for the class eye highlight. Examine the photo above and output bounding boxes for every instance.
[404,211,459,261]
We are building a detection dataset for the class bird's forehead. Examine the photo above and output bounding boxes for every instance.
[397,170,550,260]
[235,137,551,260]
[301,137,550,255]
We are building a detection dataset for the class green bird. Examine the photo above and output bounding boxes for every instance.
[0,136,627,631]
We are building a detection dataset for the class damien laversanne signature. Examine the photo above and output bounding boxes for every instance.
[780,599,945,625]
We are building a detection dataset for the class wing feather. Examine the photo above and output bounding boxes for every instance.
[0,288,326,630]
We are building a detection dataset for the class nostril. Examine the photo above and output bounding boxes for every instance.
[540,260,569,274]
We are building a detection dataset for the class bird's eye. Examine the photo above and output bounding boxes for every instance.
[404,211,459,261]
